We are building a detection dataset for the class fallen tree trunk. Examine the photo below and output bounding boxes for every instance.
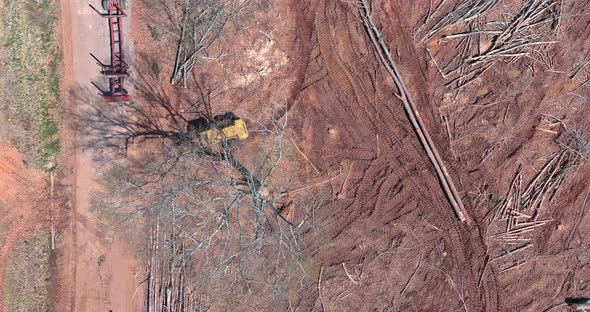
[358,0,470,223]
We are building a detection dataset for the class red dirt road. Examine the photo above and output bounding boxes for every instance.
[55,0,141,310]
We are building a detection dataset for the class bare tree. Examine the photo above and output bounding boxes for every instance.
[145,0,252,87]
[83,94,311,309]
[77,63,221,154]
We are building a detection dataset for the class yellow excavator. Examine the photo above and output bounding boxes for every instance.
[187,112,249,145]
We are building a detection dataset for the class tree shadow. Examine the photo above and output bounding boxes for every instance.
[72,53,228,155]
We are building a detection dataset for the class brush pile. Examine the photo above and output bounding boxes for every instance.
[486,117,588,270]
[417,0,562,89]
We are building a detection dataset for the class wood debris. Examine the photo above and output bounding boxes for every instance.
[359,0,470,222]
[418,0,562,89]
[484,118,588,271]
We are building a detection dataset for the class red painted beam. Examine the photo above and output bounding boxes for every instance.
[91,0,131,102]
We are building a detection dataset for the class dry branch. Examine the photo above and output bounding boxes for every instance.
[289,137,321,175]
[499,260,526,273]
[487,118,588,271]
[318,266,325,310]
[422,0,561,89]
[400,252,423,295]
[148,0,252,87]
[85,98,309,309]
[170,2,228,87]
[421,0,500,43]
[491,243,531,262]
[565,185,590,248]
[342,263,359,285]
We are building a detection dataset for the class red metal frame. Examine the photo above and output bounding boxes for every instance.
[90,0,131,102]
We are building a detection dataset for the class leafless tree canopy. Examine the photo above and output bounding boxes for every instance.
[76,0,310,305]
[81,88,311,308]
[146,0,252,87]
[77,66,223,154]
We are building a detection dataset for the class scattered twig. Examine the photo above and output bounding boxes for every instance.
[566,185,590,248]
[488,118,588,272]
[499,260,526,273]
[570,51,590,79]
[289,137,321,175]
[287,172,343,194]
[491,243,532,262]
[342,263,359,285]
[535,127,559,135]
[400,252,423,295]
[339,164,353,199]
[443,115,458,159]
[318,266,325,310]
[427,262,470,312]
[422,0,561,89]
[421,0,500,43]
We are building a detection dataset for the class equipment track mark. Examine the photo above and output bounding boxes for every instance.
[0,219,30,312]
[315,0,378,150]
[296,0,500,310]
[355,3,500,307]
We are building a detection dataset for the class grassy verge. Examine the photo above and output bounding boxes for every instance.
[0,0,61,171]
[3,231,51,312]
[0,0,61,309]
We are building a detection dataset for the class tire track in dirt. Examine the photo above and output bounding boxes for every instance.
[298,0,499,310]
[0,144,46,312]
[368,3,500,310]
[56,0,140,309]
[332,147,375,161]
[313,0,437,228]
[314,1,378,152]
[367,2,498,310]
[0,220,31,312]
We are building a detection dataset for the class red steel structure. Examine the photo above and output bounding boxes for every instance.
[90,0,131,102]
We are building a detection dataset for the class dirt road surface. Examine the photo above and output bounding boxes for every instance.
[56,0,141,310]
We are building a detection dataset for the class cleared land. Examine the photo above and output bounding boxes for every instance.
[101,0,589,310]
[3,0,590,311]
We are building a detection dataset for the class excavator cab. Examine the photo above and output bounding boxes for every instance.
[187,112,249,146]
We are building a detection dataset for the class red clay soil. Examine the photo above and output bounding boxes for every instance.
[278,1,496,310]
[282,0,590,311]
[0,143,47,312]
[119,0,590,310]
[133,0,497,308]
